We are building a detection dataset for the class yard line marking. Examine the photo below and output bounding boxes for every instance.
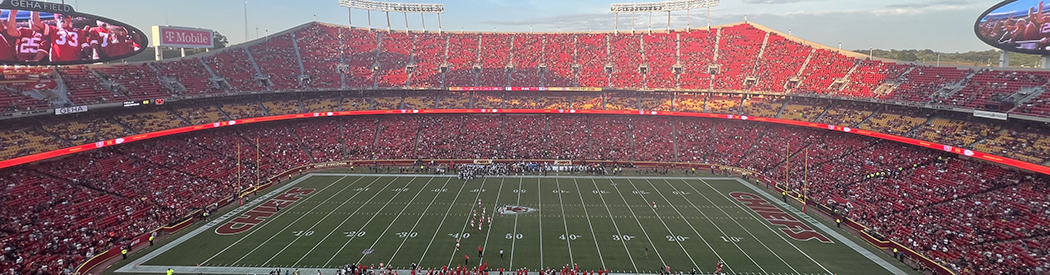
[643,179,737,274]
[481,178,507,261]
[587,178,639,272]
[357,177,438,263]
[505,177,524,269]
[661,178,763,274]
[693,178,822,274]
[417,175,474,264]
[259,176,370,265]
[387,177,454,263]
[555,178,574,264]
[323,176,417,266]
[623,178,699,269]
[574,178,608,268]
[208,175,353,265]
[445,177,491,267]
[606,178,667,266]
[537,177,544,268]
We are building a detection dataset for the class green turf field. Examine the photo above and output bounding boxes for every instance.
[114,174,907,275]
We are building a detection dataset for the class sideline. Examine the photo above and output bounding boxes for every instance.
[733,178,909,275]
[114,174,317,273]
[310,173,738,181]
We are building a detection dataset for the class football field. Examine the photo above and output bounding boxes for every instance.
[115,174,907,275]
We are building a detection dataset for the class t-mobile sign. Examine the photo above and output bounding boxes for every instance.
[152,26,213,49]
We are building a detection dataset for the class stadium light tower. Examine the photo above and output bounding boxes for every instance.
[611,0,719,33]
[339,0,445,33]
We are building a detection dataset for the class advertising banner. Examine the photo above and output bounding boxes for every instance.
[152,26,213,49]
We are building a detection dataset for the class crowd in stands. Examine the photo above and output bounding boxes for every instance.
[8,21,1050,274]
[608,34,643,89]
[1,112,1049,274]
[376,32,413,88]
[250,33,303,91]
[9,22,1050,122]
[151,58,220,95]
[750,33,807,93]
[643,33,677,89]
[714,24,763,91]
[93,64,171,100]
[342,28,379,88]
[7,89,1050,169]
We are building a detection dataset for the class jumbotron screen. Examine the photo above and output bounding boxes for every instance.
[0,0,147,65]
[976,0,1050,54]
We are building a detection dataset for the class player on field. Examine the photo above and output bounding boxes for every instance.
[652,201,657,210]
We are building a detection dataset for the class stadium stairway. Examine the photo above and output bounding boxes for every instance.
[290,32,308,80]
[903,116,936,137]
[87,68,128,99]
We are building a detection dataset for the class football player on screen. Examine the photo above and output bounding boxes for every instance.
[0,10,22,62]
[15,11,51,62]
[47,14,90,62]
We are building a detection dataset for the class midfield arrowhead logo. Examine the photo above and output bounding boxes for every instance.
[498,205,537,215]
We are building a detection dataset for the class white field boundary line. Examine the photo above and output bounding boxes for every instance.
[647,179,750,274]
[444,177,491,267]
[607,178,668,267]
[117,265,743,275]
[571,178,608,270]
[227,175,357,265]
[290,177,387,266]
[323,176,419,266]
[260,176,370,265]
[536,177,544,268]
[554,178,574,264]
[693,178,826,274]
[386,177,455,263]
[480,178,508,262]
[355,177,439,264]
[733,178,909,275]
[416,175,474,264]
[308,173,739,181]
[116,174,317,273]
[587,178,641,272]
[623,178,701,269]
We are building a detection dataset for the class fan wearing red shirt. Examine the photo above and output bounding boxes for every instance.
[47,14,88,62]
[0,9,21,62]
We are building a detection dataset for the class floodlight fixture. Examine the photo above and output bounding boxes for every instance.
[610,0,718,12]
[340,0,445,13]
[610,0,719,33]
[340,0,446,32]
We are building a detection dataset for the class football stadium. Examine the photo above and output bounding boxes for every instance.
[1,0,1049,275]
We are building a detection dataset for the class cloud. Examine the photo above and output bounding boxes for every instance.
[885,0,972,9]
[480,8,993,52]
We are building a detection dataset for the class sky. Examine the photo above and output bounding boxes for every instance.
[61,0,1006,53]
